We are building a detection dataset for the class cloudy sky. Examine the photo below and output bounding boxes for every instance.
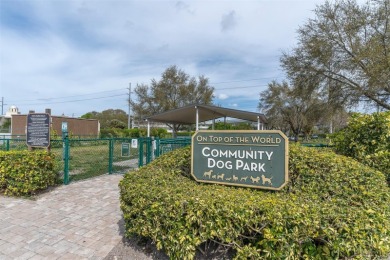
[1,0,325,117]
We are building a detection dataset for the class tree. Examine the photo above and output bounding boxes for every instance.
[131,65,214,136]
[259,81,326,140]
[80,109,128,129]
[281,0,390,110]
[107,119,127,129]
[0,118,11,132]
[80,111,98,119]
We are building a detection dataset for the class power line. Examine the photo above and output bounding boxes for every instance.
[7,79,272,105]
[211,76,283,85]
[7,88,127,103]
[17,94,127,106]
[216,84,268,90]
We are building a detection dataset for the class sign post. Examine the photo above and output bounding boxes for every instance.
[26,113,50,148]
[61,121,69,185]
[191,130,288,190]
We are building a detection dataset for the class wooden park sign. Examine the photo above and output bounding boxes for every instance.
[26,113,51,148]
[191,130,288,190]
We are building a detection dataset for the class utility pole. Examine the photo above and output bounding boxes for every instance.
[1,97,6,115]
[127,83,132,129]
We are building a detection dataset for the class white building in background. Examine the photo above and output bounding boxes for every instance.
[0,105,21,133]
[4,105,20,118]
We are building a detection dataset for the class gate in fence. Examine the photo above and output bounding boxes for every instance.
[137,137,192,167]
[1,136,191,185]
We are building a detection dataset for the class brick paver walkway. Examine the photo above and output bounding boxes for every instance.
[0,174,123,260]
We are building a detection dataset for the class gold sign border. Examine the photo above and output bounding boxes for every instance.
[191,130,289,191]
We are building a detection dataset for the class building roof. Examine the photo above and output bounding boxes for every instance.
[144,104,267,125]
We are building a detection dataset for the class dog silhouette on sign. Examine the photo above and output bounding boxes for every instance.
[203,170,213,178]
[240,176,248,182]
[217,173,225,180]
[261,175,272,185]
[250,176,260,184]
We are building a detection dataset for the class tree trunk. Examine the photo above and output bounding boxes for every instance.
[172,124,178,138]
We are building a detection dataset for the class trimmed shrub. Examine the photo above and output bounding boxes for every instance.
[119,145,390,259]
[150,128,168,138]
[0,151,58,196]
[176,131,194,137]
[331,111,390,182]
[121,128,146,138]
[100,128,121,138]
[100,127,168,138]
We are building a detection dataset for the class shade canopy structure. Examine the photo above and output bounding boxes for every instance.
[144,104,267,136]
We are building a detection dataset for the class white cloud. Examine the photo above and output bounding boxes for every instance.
[217,93,229,100]
[0,0,329,115]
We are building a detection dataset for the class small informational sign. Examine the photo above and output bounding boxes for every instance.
[131,139,138,148]
[191,130,288,190]
[26,113,51,148]
[161,144,173,155]
[121,143,131,157]
[61,122,68,132]
[61,122,68,140]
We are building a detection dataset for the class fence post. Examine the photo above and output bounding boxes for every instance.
[138,138,144,168]
[146,137,152,164]
[108,139,114,174]
[63,137,70,185]
[6,139,9,151]
[155,137,160,158]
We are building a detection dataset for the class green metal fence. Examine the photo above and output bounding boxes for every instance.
[1,137,139,184]
[61,138,140,184]
[111,138,139,173]
[0,137,27,151]
[65,139,111,183]
[155,137,192,157]
[1,136,190,185]
[137,137,192,167]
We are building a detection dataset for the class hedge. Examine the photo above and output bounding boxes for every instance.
[119,145,390,259]
[332,111,390,183]
[100,127,169,138]
[0,151,58,196]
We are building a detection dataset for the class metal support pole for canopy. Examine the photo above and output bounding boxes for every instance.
[147,119,150,137]
[257,116,261,130]
[195,106,199,131]
[212,118,215,130]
